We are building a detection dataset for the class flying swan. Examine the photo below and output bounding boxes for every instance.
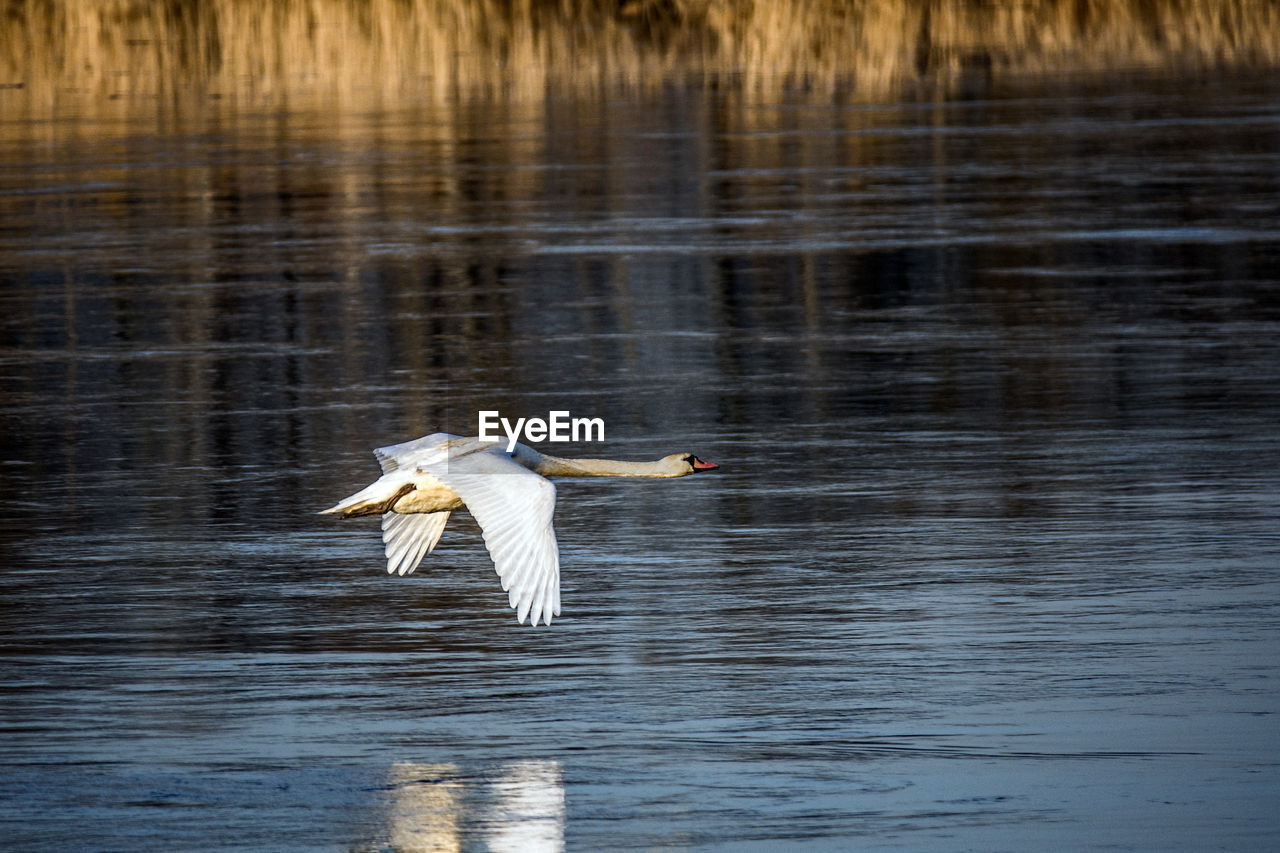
[322,433,719,626]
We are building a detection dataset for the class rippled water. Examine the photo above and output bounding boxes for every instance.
[2,71,1279,850]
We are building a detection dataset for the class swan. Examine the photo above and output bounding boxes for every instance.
[322,433,719,626]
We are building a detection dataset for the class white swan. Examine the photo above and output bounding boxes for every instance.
[322,433,719,626]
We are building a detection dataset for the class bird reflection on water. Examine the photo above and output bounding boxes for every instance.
[384,761,564,853]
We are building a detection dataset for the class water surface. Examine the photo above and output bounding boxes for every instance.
[2,71,1279,850]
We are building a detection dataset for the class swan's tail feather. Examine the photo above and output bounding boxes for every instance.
[320,481,415,518]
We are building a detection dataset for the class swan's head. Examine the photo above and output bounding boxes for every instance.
[660,453,720,477]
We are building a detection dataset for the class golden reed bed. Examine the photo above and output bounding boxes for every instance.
[2,0,1277,110]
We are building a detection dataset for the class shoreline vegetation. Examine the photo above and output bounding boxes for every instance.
[3,0,1278,110]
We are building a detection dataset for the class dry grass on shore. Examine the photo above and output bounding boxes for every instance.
[2,0,1277,109]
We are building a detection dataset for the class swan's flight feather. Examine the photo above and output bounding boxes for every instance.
[423,448,560,627]
[381,510,450,576]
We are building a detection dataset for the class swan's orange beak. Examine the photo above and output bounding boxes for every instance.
[691,457,719,471]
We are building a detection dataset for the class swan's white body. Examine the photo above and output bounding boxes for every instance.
[322,433,718,626]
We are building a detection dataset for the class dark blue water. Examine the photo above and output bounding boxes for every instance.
[2,71,1279,850]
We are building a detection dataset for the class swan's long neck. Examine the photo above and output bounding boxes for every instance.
[530,453,674,478]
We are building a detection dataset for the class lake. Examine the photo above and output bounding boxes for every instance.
[2,59,1279,851]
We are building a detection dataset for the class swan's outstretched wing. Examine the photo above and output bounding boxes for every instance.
[428,448,560,627]
[381,511,450,576]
